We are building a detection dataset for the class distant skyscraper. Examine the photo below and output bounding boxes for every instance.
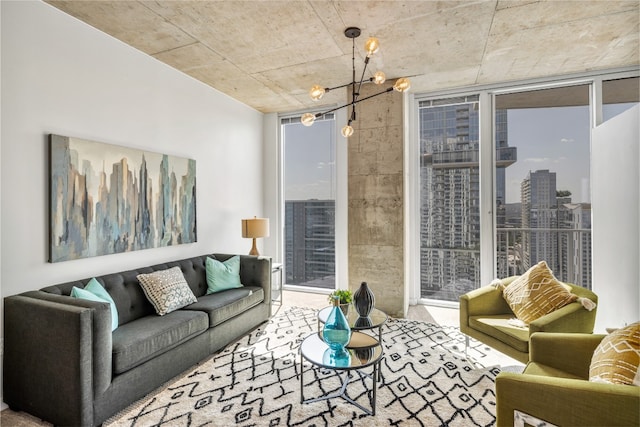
[285,200,335,288]
[558,203,592,289]
[521,169,558,272]
[419,99,516,301]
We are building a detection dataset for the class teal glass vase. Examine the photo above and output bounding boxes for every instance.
[322,296,351,352]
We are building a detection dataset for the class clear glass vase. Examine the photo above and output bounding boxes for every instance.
[322,295,351,352]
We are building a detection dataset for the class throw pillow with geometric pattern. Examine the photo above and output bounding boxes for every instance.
[137,267,197,316]
[502,260,578,324]
[590,321,640,386]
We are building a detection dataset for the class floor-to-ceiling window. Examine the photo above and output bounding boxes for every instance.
[418,96,482,302]
[281,114,336,289]
[495,85,592,288]
[416,70,639,304]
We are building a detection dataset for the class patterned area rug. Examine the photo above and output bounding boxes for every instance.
[105,307,500,427]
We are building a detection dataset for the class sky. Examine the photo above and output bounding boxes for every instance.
[283,103,636,203]
[504,102,637,204]
[284,119,336,200]
[504,106,591,204]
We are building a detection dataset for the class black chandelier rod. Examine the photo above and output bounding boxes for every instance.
[312,86,394,119]
[312,30,391,121]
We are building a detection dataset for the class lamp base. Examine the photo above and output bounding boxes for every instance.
[249,238,260,256]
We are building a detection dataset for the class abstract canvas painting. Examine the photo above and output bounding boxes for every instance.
[50,134,197,262]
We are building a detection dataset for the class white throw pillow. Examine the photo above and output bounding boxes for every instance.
[137,267,197,315]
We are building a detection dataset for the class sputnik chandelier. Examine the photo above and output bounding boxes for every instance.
[301,27,410,138]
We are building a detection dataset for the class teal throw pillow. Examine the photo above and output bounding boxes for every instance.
[206,256,243,294]
[71,278,119,331]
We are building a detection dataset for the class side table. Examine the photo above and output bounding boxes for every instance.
[299,332,383,415]
[317,306,387,380]
[317,306,388,344]
[271,262,283,305]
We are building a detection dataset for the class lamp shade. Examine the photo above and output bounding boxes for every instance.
[241,217,270,239]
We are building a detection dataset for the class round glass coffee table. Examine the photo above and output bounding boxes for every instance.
[317,306,388,343]
[299,332,383,415]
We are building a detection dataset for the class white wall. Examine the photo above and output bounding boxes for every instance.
[0,0,265,402]
[592,104,640,332]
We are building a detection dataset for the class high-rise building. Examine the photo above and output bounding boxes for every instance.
[284,200,335,288]
[558,203,592,289]
[521,169,558,272]
[419,100,516,301]
[519,170,593,289]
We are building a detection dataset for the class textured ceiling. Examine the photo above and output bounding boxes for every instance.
[46,0,639,114]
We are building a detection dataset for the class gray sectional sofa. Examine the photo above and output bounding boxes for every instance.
[3,253,272,426]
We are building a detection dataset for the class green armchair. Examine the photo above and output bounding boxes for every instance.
[495,332,640,426]
[459,276,598,364]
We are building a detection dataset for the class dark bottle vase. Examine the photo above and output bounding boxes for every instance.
[353,281,375,317]
[322,296,351,352]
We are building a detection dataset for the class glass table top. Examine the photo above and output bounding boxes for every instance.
[300,332,383,370]
[317,306,388,330]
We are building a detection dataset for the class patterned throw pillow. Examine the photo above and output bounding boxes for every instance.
[590,322,640,386]
[137,267,197,316]
[502,261,578,324]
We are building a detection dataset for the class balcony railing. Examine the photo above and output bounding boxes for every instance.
[421,227,592,302]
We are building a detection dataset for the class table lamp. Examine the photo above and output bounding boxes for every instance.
[241,216,269,256]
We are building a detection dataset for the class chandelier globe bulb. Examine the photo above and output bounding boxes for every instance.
[373,71,386,85]
[364,37,380,57]
[341,124,354,138]
[301,113,316,127]
[309,85,325,101]
[393,77,411,93]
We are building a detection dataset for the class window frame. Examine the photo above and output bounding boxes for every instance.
[276,107,349,294]
[410,67,639,308]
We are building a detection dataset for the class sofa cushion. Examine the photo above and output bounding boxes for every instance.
[469,314,530,353]
[112,310,208,374]
[206,256,243,294]
[137,267,197,316]
[182,286,263,327]
[502,261,578,324]
[590,321,640,386]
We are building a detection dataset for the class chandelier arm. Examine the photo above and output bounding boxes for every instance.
[313,87,394,118]
[355,56,371,101]
[325,77,379,92]
[323,82,353,92]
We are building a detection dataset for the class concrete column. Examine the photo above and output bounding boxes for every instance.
[347,81,405,318]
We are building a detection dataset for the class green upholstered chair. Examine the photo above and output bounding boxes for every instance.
[495,332,640,426]
[459,276,598,364]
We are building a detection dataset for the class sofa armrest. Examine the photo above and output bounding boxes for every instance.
[528,332,605,378]
[459,285,512,331]
[4,293,113,426]
[216,253,272,308]
[496,371,640,427]
[529,300,597,335]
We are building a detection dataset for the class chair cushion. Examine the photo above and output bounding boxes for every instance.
[589,321,640,386]
[469,314,530,353]
[112,310,208,374]
[182,286,263,327]
[137,267,197,315]
[524,362,584,380]
[502,261,577,324]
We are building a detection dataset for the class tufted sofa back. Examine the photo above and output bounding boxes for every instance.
[41,254,215,326]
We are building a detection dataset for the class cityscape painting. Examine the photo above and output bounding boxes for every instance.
[49,134,197,262]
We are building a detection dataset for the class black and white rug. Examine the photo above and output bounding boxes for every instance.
[105,307,500,427]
